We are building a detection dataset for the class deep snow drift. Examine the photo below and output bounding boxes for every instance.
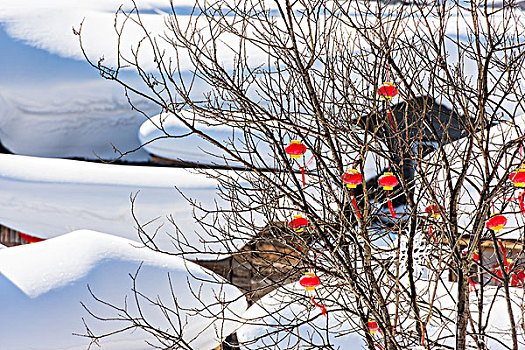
[0,230,248,350]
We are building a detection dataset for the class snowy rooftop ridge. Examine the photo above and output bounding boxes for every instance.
[0,230,248,350]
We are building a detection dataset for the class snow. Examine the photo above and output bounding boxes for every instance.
[139,111,274,166]
[237,280,366,350]
[140,111,388,180]
[238,277,525,349]
[0,230,248,350]
[0,153,251,255]
[0,81,155,161]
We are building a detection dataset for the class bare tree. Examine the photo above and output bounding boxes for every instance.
[75,0,525,349]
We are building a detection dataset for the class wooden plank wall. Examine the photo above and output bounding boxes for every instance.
[0,225,26,247]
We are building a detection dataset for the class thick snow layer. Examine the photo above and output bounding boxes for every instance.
[0,154,251,255]
[238,277,525,349]
[237,281,366,350]
[139,111,274,166]
[0,82,155,161]
[140,111,388,180]
[416,114,525,239]
[0,230,247,350]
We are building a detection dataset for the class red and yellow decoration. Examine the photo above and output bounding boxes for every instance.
[425,204,442,242]
[368,319,380,335]
[485,214,507,233]
[342,169,363,219]
[377,82,398,101]
[299,272,326,316]
[379,172,399,218]
[509,165,525,187]
[289,215,308,233]
[285,140,307,159]
[342,169,362,188]
[425,204,441,218]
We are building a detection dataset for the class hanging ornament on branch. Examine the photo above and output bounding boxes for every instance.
[368,319,381,335]
[289,215,308,233]
[285,140,307,159]
[285,140,313,187]
[377,82,398,101]
[299,272,326,316]
[342,169,363,219]
[379,172,399,218]
[486,214,507,233]
[509,165,525,187]
[377,81,399,131]
[425,204,442,242]
[505,163,525,214]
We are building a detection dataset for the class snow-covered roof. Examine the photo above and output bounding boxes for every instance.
[0,230,247,350]
[140,111,388,181]
[0,154,251,256]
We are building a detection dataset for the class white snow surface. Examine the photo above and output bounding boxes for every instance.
[140,111,388,180]
[0,153,251,256]
[0,83,153,161]
[139,111,274,166]
[238,277,525,349]
[0,230,248,350]
[238,281,366,350]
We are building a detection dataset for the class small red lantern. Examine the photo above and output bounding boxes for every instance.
[509,166,525,187]
[425,204,441,218]
[19,232,46,244]
[285,140,306,159]
[486,214,507,232]
[289,215,308,233]
[343,169,363,219]
[377,82,398,100]
[379,172,398,191]
[299,272,326,316]
[368,319,380,335]
[379,172,398,218]
[300,272,320,291]
[342,169,363,188]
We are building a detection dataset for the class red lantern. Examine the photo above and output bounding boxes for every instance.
[379,172,398,218]
[299,272,326,316]
[285,140,306,159]
[509,166,525,187]
[19,232,45,244]
[342,169,362,188]
[492,260,525,287]
[368,319,380,335]
[379,172,398,190]
[425,204,441,218]
[343,169,363,219]
[300,272,320,291]
[377,82,398,100]
[289,215,308,233]
[486,214,507,233]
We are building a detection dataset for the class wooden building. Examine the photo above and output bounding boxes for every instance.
[0,224,27,247]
